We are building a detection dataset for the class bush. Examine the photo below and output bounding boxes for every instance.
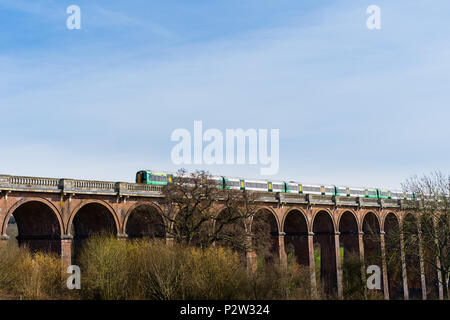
[76,237,313,300]
[135,239,186,300]
[78,236,136,300]
[0,243,68,299]
[0,236,384,300]
[182,246,248,299]
[246,254,311,300]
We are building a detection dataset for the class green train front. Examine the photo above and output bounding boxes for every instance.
[136,170,174,185]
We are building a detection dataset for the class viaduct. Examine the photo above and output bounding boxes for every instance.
[0,174,444,300]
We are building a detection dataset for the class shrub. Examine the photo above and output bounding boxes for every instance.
[77,235,135,300]
[182,246,248,299]
[0,243,67,300]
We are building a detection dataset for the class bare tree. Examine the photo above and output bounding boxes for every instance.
[161,169,261,251]
[160,169,277,272]
[160,169,220,246]
[385,172,450,299]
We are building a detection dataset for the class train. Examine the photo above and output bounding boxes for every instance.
[135,170,416,201]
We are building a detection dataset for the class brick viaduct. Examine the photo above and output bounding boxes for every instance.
[0,174,444,300]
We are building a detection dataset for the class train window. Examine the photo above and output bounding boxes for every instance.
[325,187,334,194]
[153,175,167,182]
[226,180,239,187]
[303,185,320,192]
[245,182,267,189]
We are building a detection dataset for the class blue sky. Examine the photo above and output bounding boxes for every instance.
[0,0,449,189]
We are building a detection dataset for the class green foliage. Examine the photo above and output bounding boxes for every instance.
[341,252,365,299]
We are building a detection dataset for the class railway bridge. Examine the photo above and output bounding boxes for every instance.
[0,174,444,300]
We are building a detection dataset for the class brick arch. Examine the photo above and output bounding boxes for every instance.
[311,208,337,233]
[252,206,280,232]
[1,197,63,237]
[381,211,400,232]
[337,209,360,233]
[400,212,419,229]
[282,207,309,266]
[122,201,165,234]
[66,199,120,235]
[361,210,381,232]
[281,207,309,233]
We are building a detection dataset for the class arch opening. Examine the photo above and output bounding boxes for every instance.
[284,210,309,266]
[384,213,403,300]
[71,202,117,261]
[362,212,384,296]
[214,208,247,259]
[339,211,361,298]
[402,214,423,300]
[251,208,279,264]
[313,211,337,298]
[125,205,165,239]
[6,201,61,254]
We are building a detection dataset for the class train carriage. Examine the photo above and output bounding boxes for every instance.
[136,170,174,185]
[285,181,302,193]
[405,192,416,201]
[336,186,348,197]
[135,169,417,203]
[349,187,365,197]
[244,179,269,192]
[211,176,225,189]
[224,177,244,190]
[391,191,404,200]
[377,189,392,199]
[323,185,336,196]
[269,181,285,193]
[302,184,322,195]
[365,188,378,198]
